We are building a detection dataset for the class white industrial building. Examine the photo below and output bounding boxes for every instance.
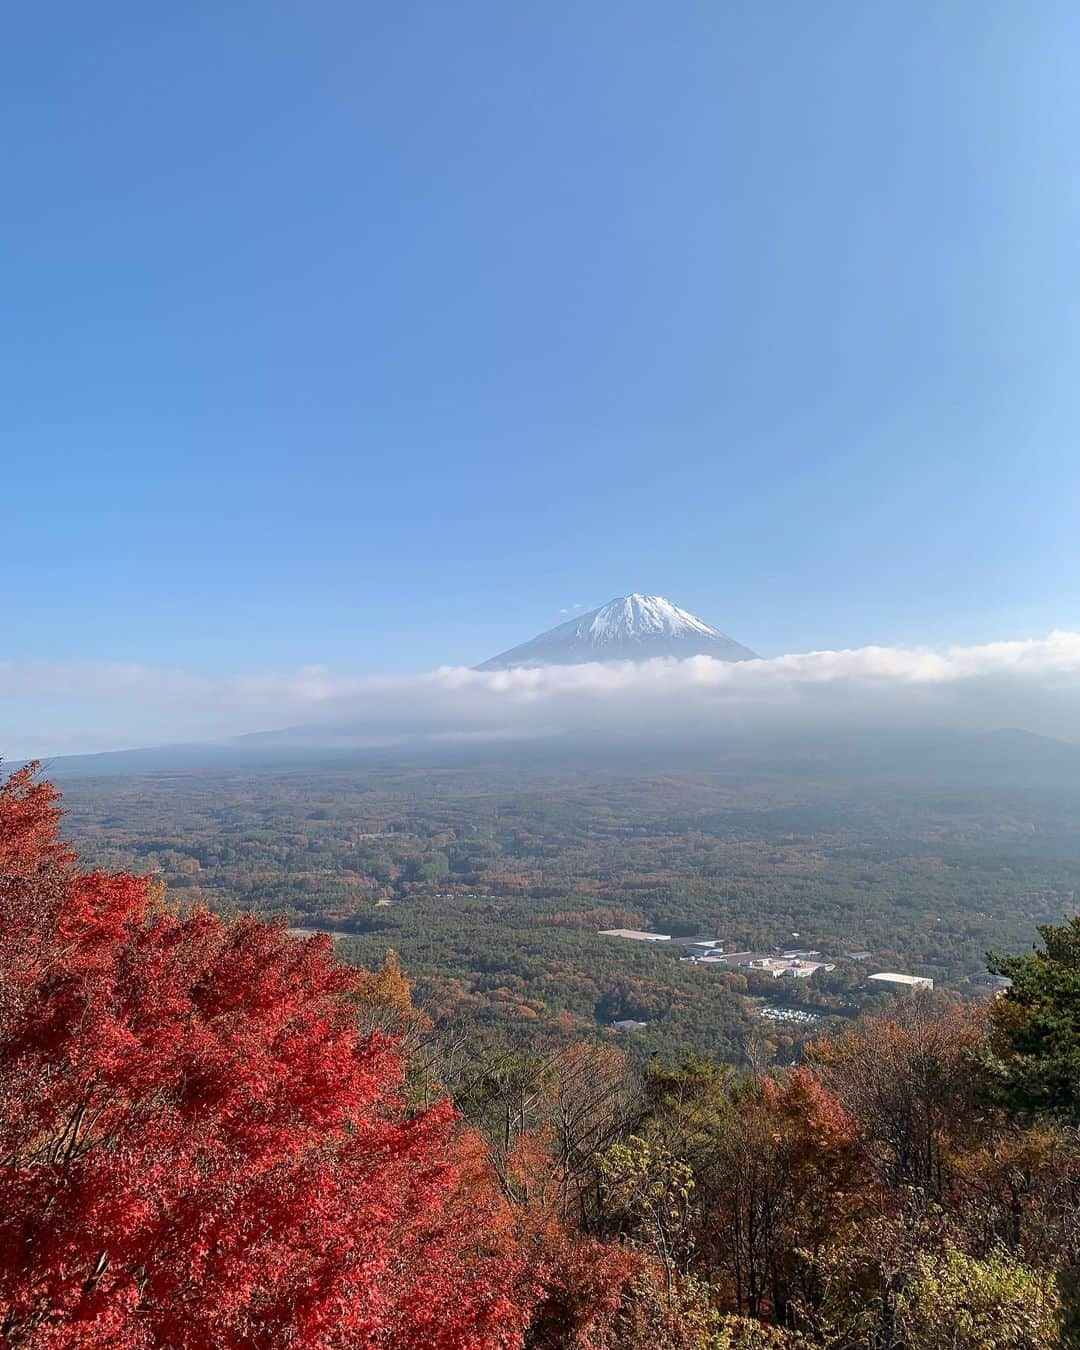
[868,971,933,991]
[598,929,671,942]
[688,940,723,957]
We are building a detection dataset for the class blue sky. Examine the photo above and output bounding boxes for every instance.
[6,0,1080,691]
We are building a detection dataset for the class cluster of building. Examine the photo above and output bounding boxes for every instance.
[743,954,836,979]
[679,942,835,979]
[597,928,935,992]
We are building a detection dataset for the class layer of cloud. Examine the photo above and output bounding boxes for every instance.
[4,632,1080,759]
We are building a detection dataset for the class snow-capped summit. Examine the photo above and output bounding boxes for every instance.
[476,594,758,670]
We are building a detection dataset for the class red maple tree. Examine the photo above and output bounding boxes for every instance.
[0,764,532,1348]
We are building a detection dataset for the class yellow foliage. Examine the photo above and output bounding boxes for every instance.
[355,949,414,1018]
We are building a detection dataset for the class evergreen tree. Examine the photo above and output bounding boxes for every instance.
[987,916,1080,1125]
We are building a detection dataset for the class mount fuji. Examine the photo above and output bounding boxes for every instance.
[477,594,758,670]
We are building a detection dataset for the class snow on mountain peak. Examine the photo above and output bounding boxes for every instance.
[477,594,757,670]
[585,595,722,644]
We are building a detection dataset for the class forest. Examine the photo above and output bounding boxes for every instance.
[0,761,1076,1347]
[53,747,1080,1066]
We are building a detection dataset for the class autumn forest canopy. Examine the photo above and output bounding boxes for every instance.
[0,762,1076,1348]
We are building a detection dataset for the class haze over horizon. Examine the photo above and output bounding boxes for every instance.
[7,612,1080,760]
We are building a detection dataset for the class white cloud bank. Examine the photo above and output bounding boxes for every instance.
[4,632,1080,759]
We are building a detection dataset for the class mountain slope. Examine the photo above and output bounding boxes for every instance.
[477,594,758,669]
